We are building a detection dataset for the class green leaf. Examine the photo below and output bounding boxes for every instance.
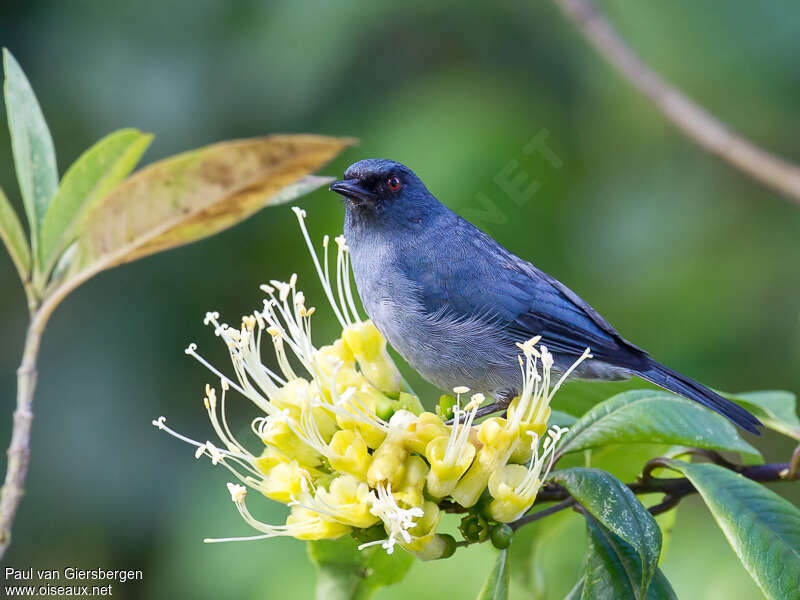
[0,185,31,281]
[52,134,353,298]
[549,468,661,597]
[564,578,584,600]
[582,515,677,600]
[477,548,509,600]
[555,378,660,417]
[653,503,677,563]
[39,128,152,276]
[663,460,800,600]
[549,409,578,428]
[308,537,414,600]
[728,390,800,441]
[3,48,58,259]
[557,390,761,463]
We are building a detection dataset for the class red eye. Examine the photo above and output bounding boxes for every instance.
[387,176,401,191]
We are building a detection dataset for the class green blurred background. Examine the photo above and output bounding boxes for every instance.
[1,1,799,598]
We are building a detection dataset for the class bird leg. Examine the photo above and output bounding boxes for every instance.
[445,390,515,424]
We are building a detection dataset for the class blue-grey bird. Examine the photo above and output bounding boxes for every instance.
[329,159,761,434]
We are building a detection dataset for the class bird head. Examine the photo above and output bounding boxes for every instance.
[330,159,440,226]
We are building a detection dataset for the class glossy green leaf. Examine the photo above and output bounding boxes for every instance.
[308,537,414,600]
[664,460,800,600]
[39,128,152,275]
[549,409,578,428]
[728,390,800,440]
[477,548,509,600]
[557,390,761,463]
[3,48,58,258]
[0,185,31,280]
[564,578,584,600]
[52,134,353,297]
[554,378,660,417]
[653,502,677,563]
[582,515,677,600]
[549,468,661,597]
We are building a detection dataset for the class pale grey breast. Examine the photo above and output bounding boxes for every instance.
[348,232,519,395]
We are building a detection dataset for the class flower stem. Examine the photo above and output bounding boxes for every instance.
[0,300,52,558]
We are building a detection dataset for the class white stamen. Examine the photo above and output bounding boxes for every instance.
[360,483,424,554]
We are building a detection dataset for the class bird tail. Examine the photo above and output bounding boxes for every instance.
[636,359,762,434]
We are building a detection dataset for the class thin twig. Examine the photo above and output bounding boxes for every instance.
[782,443,800,480]
[512,498,577,530]
[554,0,800,205]
[0,312,44,555]
[513,457,796,531]
[0,282,66,559]
[647,494,682,516]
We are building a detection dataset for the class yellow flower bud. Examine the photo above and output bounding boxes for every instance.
[393,455,429,508]
[425,435,476,499]
[410,533,456,561]
[253,447,285,474]
[270,378,313,417]
[333,389,388,449]
[450,417,519,508]
[367,436,407,488]
[285,505,350,541]
[313,339,355,374]
[259,419,322,467]
[366,411,415,488]
[342,321,401,394]
[509,412,549,464]
[316,475,379,529]
[328,429,372,479]
[260,460,311,503]
[487,464,536,522]
[507,396,551,431]
[401,501,442,554]
[268,379,338,442]
[326,364,371,399]
[487,425,569,522]
[405,412,449,454]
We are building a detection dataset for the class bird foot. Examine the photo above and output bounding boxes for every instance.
[444,393,513,424]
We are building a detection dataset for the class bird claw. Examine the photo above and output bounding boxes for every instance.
[444,394,513,425]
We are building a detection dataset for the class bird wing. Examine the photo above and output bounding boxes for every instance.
[503,260,649,368]
[409,221,648,368]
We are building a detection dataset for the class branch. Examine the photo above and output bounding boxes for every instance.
[0,285,65,558]
[512,456,797,531]
[0,315,41,555]
[511,498,576,531]
[784,443,800,480]
[553,0,800,206]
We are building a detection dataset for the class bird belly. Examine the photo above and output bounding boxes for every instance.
[364,294,520,395]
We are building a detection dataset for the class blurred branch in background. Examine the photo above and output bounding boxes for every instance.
[554,0,800,206]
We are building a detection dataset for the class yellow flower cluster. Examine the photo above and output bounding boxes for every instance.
[154,208,591,559]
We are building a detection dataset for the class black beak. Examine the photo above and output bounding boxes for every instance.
[329,179,375,204]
